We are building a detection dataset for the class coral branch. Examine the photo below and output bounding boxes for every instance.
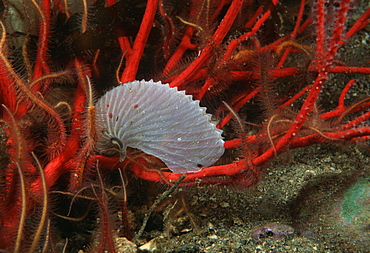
[0,0,369,250]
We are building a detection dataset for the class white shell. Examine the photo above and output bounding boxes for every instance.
[95,80,224,173]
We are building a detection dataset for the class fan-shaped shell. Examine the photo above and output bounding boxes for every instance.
[95,80,224,173]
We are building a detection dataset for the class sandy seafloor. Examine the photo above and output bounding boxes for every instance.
[125,143,370,253]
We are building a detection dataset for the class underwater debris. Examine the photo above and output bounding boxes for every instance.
[252,223,295,241]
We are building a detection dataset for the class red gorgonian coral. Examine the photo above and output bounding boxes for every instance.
[0,0,369,251]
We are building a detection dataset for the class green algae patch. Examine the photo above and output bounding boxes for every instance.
[340,177,370,223]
